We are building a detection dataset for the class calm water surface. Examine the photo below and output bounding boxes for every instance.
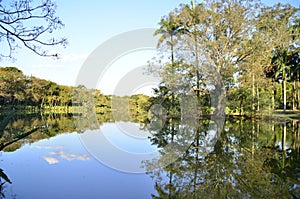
[0,114,299,198]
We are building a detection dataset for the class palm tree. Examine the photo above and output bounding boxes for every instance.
[289,18,300,110]
[154,12,185,66]
[272,49,290,113]
[154,12,186,114]
[288,51,300,110]
[179,1,204,100]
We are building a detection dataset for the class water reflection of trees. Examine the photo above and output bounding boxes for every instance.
[0,112,116,152]
[0,107,152,153]
[145,118,300,198]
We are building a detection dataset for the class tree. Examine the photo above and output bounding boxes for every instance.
[260,3,299,112]
[272,49,290,112]
[151,0,300,116]
[154,11,187,117]
[162,0,262,117]
[178,1,205,100]
[290,51,300,110]
[289,18,300,110]
[154,12,185,67]
[0,66,27,105]
[0,0,67,59]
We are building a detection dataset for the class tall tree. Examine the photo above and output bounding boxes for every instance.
[272,49,290,112]
[289,51,300,110]
[154,11,187,117]
[154,12,184,69]
[179,0,261,116]
[152,0,300,116]
[289,18,300,110]
[179,1,204,100]
[261,3,299,112]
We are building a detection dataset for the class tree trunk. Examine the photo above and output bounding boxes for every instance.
[252,73,255,113]
[296,71,300,110]
[239,99,243,116]
[293,120,296,151]
[257,86,260,112]
[212,80,226,117]
[170,35,175,115]
[251,118,255,158]
[293,80,296,110]
[272,86,275,110]
[298,81,300,110]
[194,27,200,102]
[283,79,287,113]
[193,128,200,198]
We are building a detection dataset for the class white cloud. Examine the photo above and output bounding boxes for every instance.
[49,150,90,161]
[43,156,59,165]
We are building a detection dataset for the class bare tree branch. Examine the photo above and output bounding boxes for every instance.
[0,0,67,59]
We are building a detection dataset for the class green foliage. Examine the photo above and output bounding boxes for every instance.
[150,0,300,116]
[110,94,151,123]
[0,67,113,113]
[151,85,181,118]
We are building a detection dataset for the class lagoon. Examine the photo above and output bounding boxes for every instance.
[0,113,299,198]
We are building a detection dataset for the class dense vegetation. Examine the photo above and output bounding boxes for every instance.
[0,66,150,116]
[149,0,300,116]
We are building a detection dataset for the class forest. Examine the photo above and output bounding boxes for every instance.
[0,66,151,117]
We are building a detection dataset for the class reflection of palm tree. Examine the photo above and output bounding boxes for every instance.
[146,119,299,198]
[151,119,177,199]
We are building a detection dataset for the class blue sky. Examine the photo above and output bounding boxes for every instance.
[1,0,299,95]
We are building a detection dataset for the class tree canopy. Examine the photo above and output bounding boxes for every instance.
[150,0,300,116]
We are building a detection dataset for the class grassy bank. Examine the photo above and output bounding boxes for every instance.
[0,105,111,114]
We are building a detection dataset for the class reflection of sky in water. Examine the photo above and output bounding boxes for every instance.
[43,150,90,164]
[79,122,160,173]
[101,122,158,153]
[1,130,156,199]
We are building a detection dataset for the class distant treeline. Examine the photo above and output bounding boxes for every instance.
[3,64,300,118]
[0,66,151,116]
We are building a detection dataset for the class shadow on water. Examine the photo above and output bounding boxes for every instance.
[144,117,300,199]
